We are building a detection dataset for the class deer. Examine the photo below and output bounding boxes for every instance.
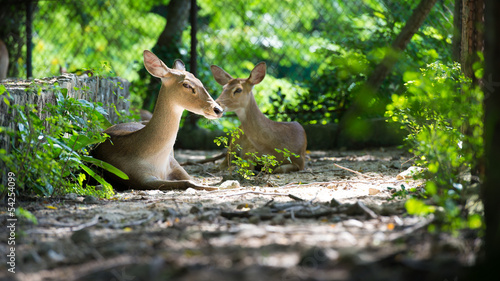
[211,62,307,173]
[92,50,223,191]
[0,39,8,80]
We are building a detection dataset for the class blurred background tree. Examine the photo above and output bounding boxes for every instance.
[0,0,455,130]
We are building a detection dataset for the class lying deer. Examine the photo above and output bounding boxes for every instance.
[92,50,223,191]
[0,39,9,80]
[211,62,307,173]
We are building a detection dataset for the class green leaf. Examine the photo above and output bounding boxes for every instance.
[405,198,435,216]
[467,214,482,229]
[80,155,129,180]
[79,163,114,190]
[15,207,38,224]
[69,134,106,151]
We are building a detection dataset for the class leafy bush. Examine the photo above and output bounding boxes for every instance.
[385,61,484,231]
[214,128,299,180]
[0,81,128,198]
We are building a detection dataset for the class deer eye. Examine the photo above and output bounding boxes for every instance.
[183,83,196,94]
[234,88,242,94]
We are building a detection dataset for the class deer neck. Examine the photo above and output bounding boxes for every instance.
[136,83,184,156]
[236,93,271,136]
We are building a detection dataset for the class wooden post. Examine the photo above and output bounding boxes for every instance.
[190,0,198,76]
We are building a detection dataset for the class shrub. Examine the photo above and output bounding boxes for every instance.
[0,81,128,198]
[385,61,483,231]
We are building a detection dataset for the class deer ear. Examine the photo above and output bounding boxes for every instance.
[173,59,186,71]
[143,50,170,78]
[248,62,266,85]
[211,65,233,85]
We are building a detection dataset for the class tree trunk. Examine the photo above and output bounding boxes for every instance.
[460,0,484,180]
[461,0,484,84]
[155,0,191,49]
[365,0,439,93]
[481,0,500,272]
[337,0,437,146]
[142,0,191,112]
[452,0,463,61]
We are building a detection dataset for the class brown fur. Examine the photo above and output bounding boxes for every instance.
[211,62,307,173]
[92,51,223,191]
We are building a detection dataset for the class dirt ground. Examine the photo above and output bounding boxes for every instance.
[0,147,480,281]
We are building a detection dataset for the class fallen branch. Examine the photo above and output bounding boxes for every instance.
[387,215,434,242]
[334,163,375,179]
[103,212,155,229]
[220,190,298,198]
[32,215,100,233]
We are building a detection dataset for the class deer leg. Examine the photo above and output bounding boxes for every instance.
[142,179,218,191]
[273,163,300,174]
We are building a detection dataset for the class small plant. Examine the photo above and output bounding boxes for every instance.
[387,185,410,200]
[214,129,299,180]
[0,82,127,198]
[215,128,254,179]
[386,185,426,201]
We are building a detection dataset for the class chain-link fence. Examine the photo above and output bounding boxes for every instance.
[1,0,455,122]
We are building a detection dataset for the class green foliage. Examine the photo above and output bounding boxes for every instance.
[32,0,165,81]
[0,82,127,198]
[214,129,299,180]
[15,207,38,225]
[22,0,456,129]
[385,61,484,231]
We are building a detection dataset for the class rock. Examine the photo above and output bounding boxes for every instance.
[337,247,363,265]
[330,197,342,207]
[184,187,197,194]
[71,229,92,245]
[83,196,98,204]
[337,231,358,245]
[200,210,220,221]
[372,231,386,246]
[64,193,78,200]
[270,214,285,225]
[249,215,261,224]
[47,249,65,262]
[345,201,378,219]
[251,206,272,216]
[220,180,241,189]
[298,247,338,267]
[342,219,364,228]
[190,205,202,214]
[396,166,425,180]
[163,208,178,217]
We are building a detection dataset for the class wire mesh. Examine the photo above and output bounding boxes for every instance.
[1,0,455,123]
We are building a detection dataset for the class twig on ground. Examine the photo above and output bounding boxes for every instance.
[38,215,100,231]
[288,194,305,201]
[264,198,275,207]
[333,163,376,179]
[387,215,434,242]
[103,212,155,229]
[221,190,297,198]
[400,155,417,172]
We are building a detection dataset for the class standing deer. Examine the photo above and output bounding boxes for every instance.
[0,40,8,80]
[92,50,223,191]
[211,62,307,173]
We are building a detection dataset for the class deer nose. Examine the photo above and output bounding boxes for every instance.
[214,104,223,116]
